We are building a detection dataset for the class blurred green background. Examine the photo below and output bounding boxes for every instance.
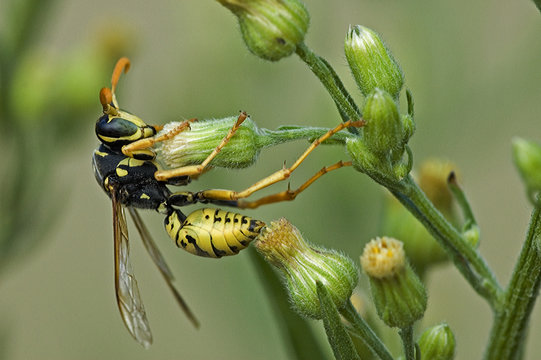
[0,0,540,359]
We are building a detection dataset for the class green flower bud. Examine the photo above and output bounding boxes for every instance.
[157,116,262,169]
[345,25,404,99]
[418,323,456,360]
[512,137,541,202]
[362,88,403,154]
[255,218,359,319]
[217,0,309,61]
[361,237,427,328]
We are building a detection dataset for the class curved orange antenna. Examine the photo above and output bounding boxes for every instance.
[111,57,131,94]
[99,87,119,115]
[100,87,113,109]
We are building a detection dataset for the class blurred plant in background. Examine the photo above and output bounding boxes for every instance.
[0,0,132,274]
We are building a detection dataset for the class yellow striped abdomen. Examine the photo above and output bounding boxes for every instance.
[165,208,265,258]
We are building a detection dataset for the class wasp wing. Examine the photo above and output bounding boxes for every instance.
[128,207,200,328]
[112,192,153,348]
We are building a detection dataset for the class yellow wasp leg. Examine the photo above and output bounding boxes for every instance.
[194,120,364,202]
[234,160,353,209]
[121,119,195,158]
[154,112,249,181]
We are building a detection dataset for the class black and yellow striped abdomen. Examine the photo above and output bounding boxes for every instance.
[165,208,265,258]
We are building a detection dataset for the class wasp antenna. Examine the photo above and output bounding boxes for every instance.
[99,87,119,116]
[100,87,112,107]
[111,57,131,94]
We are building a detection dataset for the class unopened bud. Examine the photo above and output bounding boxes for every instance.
[418,323,456,360]
[217,0,309,61]
[255,218,358,319]
[512,137,541,203]
[361,237,427,328]
[345,25,403,99]
[362,88,403,154]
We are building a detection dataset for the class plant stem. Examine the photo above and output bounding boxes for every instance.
[483,205,541,360]
[340,300,394,360]
[399,326,415,360]
[256,126,354,149]
[391,175,503,308]
[295,42,361,130]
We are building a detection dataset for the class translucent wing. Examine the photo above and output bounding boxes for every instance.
[112,191,153,348]
[128,207,200,328]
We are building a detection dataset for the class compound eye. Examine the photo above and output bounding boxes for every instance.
[96,114,139,144]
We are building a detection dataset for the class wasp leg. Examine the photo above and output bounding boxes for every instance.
[237,160,352,209]
[196,160,352,209]
[154,111,248,181]
[121,119,196,158]
[192,120,363,202]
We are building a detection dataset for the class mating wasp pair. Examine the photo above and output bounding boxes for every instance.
[92,57,362,347]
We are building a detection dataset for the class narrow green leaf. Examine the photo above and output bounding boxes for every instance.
[316,281,361,360]
[249,249,327,360]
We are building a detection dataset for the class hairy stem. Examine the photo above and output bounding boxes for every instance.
[295,42,361,132]
[341,300,394,360]
[391,175,503,308]
[399,326,415,360]
[484,205,541,360]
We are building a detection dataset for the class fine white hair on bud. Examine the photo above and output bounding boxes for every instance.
[345,25,404,99]
[256,218,359,319]
[361,236,405,278]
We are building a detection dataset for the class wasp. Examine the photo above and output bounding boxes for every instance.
[92,57,363,347]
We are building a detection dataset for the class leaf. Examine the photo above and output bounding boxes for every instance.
[249,249,327,360]
[316,281,361,360]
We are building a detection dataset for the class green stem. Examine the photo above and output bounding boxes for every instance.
[295,42,361,131]
[447,172,479,240]
[340,300,394,360]
[391,175,503,308]
[399,326,415,360]
[256,126,354,149]
[484,206,541,360]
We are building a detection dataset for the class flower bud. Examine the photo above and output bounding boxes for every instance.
[157,116,262,169]
[345,25,403,99]
[418,159,457,218]
[255,218,359,319]
[217,0,309,61]
[418,323,456,360]
[362,88,403,154]
[361,237,427,328]
[512,137,541,202]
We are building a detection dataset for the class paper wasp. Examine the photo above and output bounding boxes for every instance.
[92,57,363,347]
